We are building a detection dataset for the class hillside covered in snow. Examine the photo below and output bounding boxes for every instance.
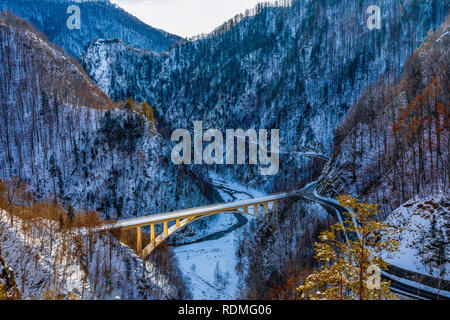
[317,21,449,280]
[0,11,205,299]
[317,24,449,213]
[0,11,210,221]
[82,0,447,194]
[384,194,449,280]
[0,208,189,299]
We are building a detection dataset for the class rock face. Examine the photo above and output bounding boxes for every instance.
[0,0,182,58]
[82,0,447,192]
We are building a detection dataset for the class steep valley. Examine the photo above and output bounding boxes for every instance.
[0,0,449,300]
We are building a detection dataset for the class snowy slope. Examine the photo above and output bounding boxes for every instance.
[383,194,449,280]
[0,12,209,221]
[0,14,213,299]
[317,24,449,216]
[0,210,187,299]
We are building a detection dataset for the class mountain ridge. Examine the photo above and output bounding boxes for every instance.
[0,0,183,58]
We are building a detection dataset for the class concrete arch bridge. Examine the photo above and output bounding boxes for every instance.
[101,193,291,259]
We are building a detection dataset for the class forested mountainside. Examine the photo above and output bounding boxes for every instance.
[239,11,449,298]
[0,0,182,59]
[0,11,110,110]
[237,19,450,299]
[317,22,449,217]
[316,23,449,281]
[0,12,200,299]
[236,199,332,299]
[83,0,448,193]
[1,0,448,300]
[0,12,208,220]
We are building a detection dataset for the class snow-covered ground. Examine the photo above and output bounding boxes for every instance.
[383,193,449,280]
[0,210,182,300]
[172,229,241,299]
[172,171,266,300]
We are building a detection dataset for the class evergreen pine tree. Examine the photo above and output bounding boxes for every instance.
[419,215,448,278]
[72,138,80,165]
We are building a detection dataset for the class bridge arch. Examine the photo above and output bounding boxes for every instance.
[139,209,274,259]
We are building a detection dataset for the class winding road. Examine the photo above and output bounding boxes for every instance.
[301,180,450,300]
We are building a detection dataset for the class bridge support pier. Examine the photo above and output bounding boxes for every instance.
[150,224,155,246]
[119,228,125,244]
[137,226,142,255]
[264,202,269,220]
[164,222,168,235]
[254,205,259,217]
[273,201,278,224]
[176,219,180,227]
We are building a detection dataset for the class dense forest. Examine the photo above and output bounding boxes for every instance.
[0,12,198,299]
[0,12,209,220]
[83,0,447,194]
[318,22,449,217]
[245,17,449,299]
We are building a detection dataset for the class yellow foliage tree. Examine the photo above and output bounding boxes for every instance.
[0,250,21,300]
[37,288,78,300]
[297,195,401,300]
[142,101,156,134]
[142,101,154,122]
[0,283,7,300]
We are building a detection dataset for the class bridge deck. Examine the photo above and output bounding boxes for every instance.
[103,192,291,230]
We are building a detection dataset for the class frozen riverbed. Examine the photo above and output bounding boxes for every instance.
[171,172,265,299]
